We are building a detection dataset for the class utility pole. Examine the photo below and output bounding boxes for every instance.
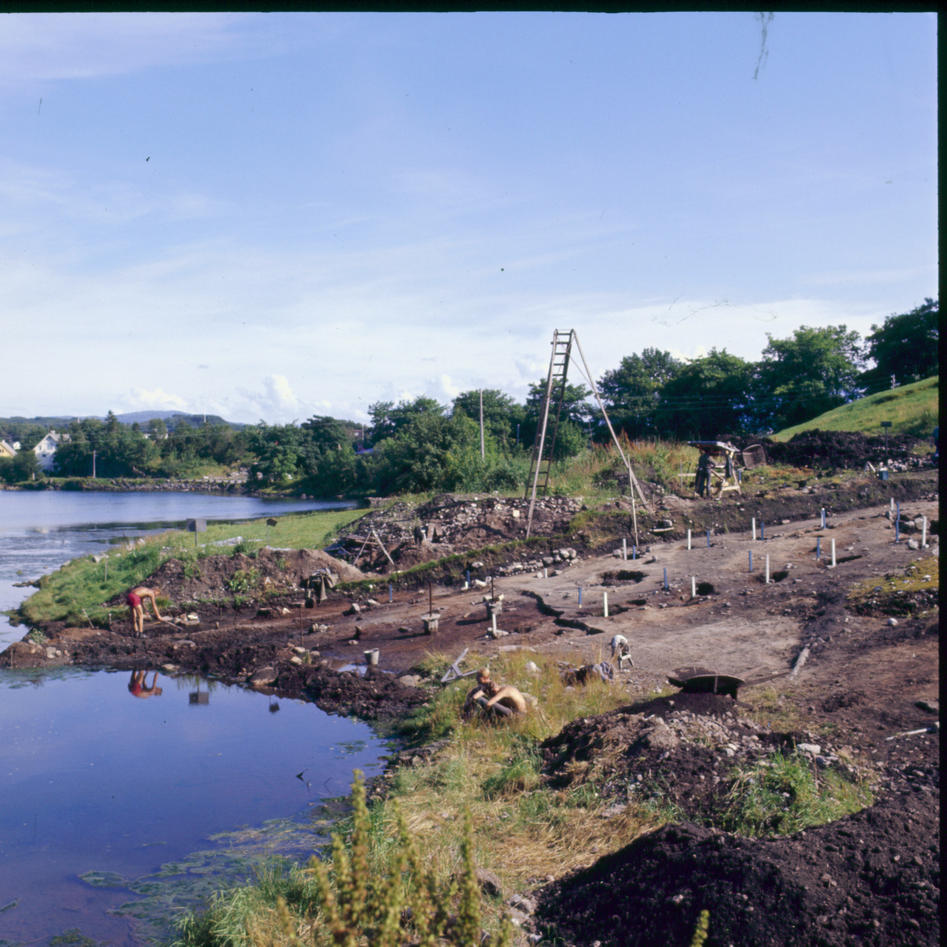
[91,450,96,478]
[479,389,485,460]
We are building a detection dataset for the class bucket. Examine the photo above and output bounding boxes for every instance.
[878,470,889,481]
[364,649,379,666]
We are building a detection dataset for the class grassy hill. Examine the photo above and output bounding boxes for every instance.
[772,375,938,442]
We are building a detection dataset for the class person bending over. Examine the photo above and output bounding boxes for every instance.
[126,585,165,636]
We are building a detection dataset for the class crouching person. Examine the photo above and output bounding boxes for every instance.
[462,668,527,720]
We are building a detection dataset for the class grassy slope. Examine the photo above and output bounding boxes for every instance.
[771,375,938,441]
[15,506,365,627]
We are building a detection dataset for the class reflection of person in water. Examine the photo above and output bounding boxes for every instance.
[128,670,163,698]
[462,668,527,719]
[126,585,165,636]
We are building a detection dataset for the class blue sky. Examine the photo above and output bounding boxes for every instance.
[0,12,937,424]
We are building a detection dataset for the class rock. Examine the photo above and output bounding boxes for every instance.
[250,667,277,687]
[887,617,898,627]
[475,868,503,899]
[509,893,536,915]
[798,743,822,755]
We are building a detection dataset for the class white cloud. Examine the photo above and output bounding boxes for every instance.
[0,13,251,87]
[128,387,189,412]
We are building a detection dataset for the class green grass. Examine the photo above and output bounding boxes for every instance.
[717,748,873,837]
[13,506,365,628]
[772,375,938,441]
[174,652,644,946]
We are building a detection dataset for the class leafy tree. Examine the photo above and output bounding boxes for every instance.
[754,325,864,431]
[367,410,519,494]
[366,397,444,445]
[597,348,684,439]
[146,418,168,440]
[0,449,41,484]
[660,349,756,439]
[451,389,526,451]
[860,298,939,391]
[244,423,303,488]
[297,415,358,495]
[53,415,159,477]
[520,379,592,461]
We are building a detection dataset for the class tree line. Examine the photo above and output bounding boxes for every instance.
[0,299,937,494]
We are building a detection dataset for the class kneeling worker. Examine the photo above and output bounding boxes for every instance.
[462,668,528,719]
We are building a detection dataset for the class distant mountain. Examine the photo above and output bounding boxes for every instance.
[114,411,244,430]
[0,412,245,438]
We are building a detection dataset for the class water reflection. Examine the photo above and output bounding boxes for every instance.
[127,669,163,698]
[189,677,210,705]
[0,667,388,945]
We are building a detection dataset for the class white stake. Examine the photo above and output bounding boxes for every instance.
[691,576,696,598]
[491,610,497,633]
[765,555,770,584]
[687,529,692,550]
[603,591,609,618]
[752,517,757,541]
[622,538,627,560]
[830,538,837,568]
[922,517,928,547]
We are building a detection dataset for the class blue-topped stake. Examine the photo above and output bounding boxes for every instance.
[816,537,821,560]
[663,567,669,590]
[706,529,711,547]
[748,550,753,572]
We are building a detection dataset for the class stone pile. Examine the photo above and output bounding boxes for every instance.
[331,494,585,570]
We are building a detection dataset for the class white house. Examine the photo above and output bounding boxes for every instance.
[33,430,68,472]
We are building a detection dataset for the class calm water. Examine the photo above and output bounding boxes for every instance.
[0,489,352,650]
[0,491,384,945]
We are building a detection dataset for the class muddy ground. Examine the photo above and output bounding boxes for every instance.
[1,462,939,945]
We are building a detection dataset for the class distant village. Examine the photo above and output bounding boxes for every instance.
[0,430,66,472]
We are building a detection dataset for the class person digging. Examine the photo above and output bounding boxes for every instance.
[126,585,166,636]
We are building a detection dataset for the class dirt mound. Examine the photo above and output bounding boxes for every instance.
[328,494,584,572]
[134,546,365,607]
[535,678,939,946]
[534,783,939,946]
[540,692,868,825]
[762,430,922,470]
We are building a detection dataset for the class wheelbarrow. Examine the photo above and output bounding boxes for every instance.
[667,667,744,699]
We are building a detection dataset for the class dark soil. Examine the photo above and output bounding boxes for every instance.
[1,468,939,946]
[760,429,925,470]
[535,781,938,946]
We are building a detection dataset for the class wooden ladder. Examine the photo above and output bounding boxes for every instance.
[525,329,574,538]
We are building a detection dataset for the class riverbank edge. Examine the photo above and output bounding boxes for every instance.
[0,476,365,503]
[2,470,939,942]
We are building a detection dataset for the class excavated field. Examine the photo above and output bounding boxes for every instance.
[1,465,939,945]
